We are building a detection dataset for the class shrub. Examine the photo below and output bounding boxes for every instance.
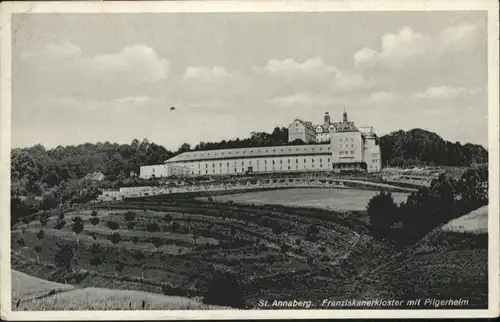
[366,191,399,237]
[124,211,136,222]
[106,220,120,231]
[36,229,45,240]
[203,272,245,308]
[90,217,100,226]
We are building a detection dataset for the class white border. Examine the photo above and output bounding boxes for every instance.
[0,0,499,320]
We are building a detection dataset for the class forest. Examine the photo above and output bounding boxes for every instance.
[11,126,488,221]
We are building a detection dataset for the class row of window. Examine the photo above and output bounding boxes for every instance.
[196,158,332,168]
[339,151,355,155]
[340,144,355,149]
[200,163,331,174]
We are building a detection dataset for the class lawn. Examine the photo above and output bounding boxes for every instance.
[207,188,409,211]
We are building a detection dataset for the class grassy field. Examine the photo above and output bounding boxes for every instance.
[11,270,226,311]
[442,205,488,234]
[11,270,75,302]
[205,188,409,212]
[11,189,488,309]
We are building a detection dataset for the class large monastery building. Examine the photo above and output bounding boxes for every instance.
[139,110,382,179]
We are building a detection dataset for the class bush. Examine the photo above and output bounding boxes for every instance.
[366,191,399,237]
[203,272,245,308]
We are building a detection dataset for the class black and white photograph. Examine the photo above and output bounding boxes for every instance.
[1,0,499,320]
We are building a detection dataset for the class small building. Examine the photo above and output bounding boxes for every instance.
[288,119,317,143]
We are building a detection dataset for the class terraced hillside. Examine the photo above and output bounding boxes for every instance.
[352,220,488,309]
[12,190,397,309]
[11,190,488,309]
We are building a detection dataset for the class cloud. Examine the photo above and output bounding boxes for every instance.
[183,66,230,82]
[354,22,480,69]
[369,91,403,103]
[18,41,171,100]
[413,86,481,100]
[267,92,338,107]
[257,56,339,80]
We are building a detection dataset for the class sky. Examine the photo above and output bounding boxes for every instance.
[11,11,488,150]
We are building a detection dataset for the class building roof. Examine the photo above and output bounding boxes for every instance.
[290,118,315,130]
[165,144,332,163]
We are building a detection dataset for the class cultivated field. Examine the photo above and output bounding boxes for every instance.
[205,188,409,211]
[10,189,488,309]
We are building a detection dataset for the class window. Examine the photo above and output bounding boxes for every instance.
[351,144,354,148]
[312,159,314,163]
[272,160,275,164]
[265,160,267,164]
[328,158,331,163]
[288,166,290,170]
[304,159,306,163]
[296,159,298,163]
[288,159,290,164]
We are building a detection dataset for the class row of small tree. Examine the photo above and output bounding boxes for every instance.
[367,166,488,245]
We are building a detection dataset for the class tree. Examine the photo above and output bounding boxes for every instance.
[17,238,26,255]
[90,216,100,227]
[71,216,85,252]
[90,210,98,217]
[203,272,245,309]
[146,222,160,239]
[90,243,104,254]
[280,244,290,262]
[124,211,136,222]
[54,219,66,230]
[39,215,49,229]
[366,191,399,237]
[36,229,45,241]
[89,255,103,273]
[108,232,121,246]
[162,214,172,223]
[150,237,164,252]
[54,243,74,270]
[22,217,31,229]
[34,245,42,263]
[131,236,139,244]
[115,260,125,275]
[127,222,136,230]
[133,251,146,281]
[106,220,120,231]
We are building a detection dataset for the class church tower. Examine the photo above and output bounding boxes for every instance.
[324,112,331,127]
[343,109,348,123]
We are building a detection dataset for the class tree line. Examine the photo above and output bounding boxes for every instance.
[366,165,488,245]
[11,127,487,221]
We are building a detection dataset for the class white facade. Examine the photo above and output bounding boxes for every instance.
[288,119,316,143]
[139,164,190,179]
[165,144,333,176]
